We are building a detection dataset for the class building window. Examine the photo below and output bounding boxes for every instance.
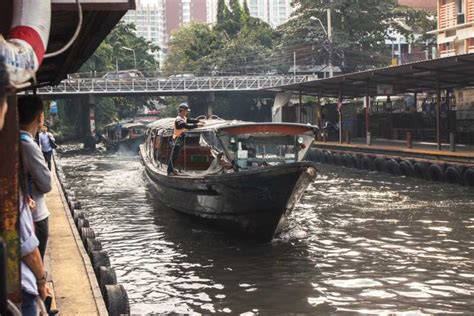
[457,0,466,23]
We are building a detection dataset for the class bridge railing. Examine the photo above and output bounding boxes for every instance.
[37,75,314,95]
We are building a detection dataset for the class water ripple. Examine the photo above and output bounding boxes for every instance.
[58,147,474,314]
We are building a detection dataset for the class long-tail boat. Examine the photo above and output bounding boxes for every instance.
[139,117,318,242]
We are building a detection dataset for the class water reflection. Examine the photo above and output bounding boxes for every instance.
[58,145,474,314]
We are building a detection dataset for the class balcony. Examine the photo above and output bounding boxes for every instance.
[439,2,457,28]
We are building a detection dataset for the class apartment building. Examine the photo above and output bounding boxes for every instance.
[430,0,474,57]
[122,0,208,63]
[207,0,294,27]
[429,0,474,119]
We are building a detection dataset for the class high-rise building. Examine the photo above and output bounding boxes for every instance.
[122,0,166,62]
[207,0,294,27]
[122,0,208,64]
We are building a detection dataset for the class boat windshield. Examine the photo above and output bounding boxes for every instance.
[222,132,314,170]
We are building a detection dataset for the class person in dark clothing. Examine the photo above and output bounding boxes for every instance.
[18,96,52,260]
[167,103,204,175]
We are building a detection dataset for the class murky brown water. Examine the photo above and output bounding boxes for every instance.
[58,145,474,314]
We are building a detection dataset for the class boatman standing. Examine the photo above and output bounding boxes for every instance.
[167,103,204,176]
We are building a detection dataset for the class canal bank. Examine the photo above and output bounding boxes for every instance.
[44,163,108,315]
[310,139,474,186]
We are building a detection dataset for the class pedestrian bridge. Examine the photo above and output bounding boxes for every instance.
[36,75,312,96]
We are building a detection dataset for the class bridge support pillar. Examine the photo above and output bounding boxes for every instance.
[272,92,293,122]
[189,92,214,118]
[83,95,96,150]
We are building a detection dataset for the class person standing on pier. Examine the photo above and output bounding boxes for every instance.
[0,60,50,315]
[39,125,56,170]
[18,96,52,260]
[167,103,204,176]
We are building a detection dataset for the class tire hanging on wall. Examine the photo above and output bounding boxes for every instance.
[103,284,130,316]
[385,159,401,176]
[463,168,474,187]
[413,162,429,180]
[333,153,342,166]
[444,166,463,185]
[374,158,386,172]
[399,160,415,177]
[428,164,444,182]
[360,156,374,171]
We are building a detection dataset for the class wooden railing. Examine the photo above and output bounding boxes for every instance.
[439,49,456,57]
[468,38,474,53]
[439,2,457,28]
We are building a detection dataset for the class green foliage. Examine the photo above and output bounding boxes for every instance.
[164,0,279,75]
[276,0,435,72]
[81,22,159,73]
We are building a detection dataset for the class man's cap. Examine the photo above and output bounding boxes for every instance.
[179,103,190,111]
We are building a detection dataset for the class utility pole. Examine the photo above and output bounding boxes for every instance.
[293,52,296,79]
[327,8,333,78]
[310,8,334,78]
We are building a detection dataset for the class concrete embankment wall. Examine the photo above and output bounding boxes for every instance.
[306,145,474,187]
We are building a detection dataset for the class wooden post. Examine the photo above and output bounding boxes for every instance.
[0,95,21,303]
[338,88,343,144]
[437,86,441,150]
[365,81,370,145]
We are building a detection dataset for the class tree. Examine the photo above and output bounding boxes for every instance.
[81,22,159,74]
[277,0,435,73]
[164,1,279,75]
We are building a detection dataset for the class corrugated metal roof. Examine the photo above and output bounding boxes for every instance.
[0,1,135,87]
[276,53,474,98]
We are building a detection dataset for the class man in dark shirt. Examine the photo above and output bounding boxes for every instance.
[167,103,204,175]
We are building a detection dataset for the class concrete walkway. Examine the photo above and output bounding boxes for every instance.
[44,167,107,315]
[340,138,474,155]
[314,138,474,166]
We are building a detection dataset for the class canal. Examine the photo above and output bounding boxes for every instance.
[58,145,474,314]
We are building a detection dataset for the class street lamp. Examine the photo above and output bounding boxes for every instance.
[310,11,333,78]
[121,46,137,70]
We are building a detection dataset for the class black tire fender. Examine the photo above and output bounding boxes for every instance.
[103,284,130,316]
[90,250,111,273]
[333,153,342,166]
[341,154,351,168]
[374,157,386,172]
[444,166,463,185]
[73,210,85,226]
[98,266,118,293]
[385,159,401,176]
[413,162,429,180]
[399,160,415,177]
[80,227,96,242]
[463,168,474,187]
[360,156,373,170]
[77,218,90,231]
[428,163,445,182]
[86,237,103,254]
[350,155,360,169]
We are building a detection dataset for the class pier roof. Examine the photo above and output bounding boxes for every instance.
[278,53,474,98]
[0,0,135,87]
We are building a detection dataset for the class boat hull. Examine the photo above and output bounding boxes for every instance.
[140,145,317,241]
[103,135,144,154]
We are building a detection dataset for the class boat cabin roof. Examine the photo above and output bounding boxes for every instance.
[104,121,146,129]
[147,118,318,136]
